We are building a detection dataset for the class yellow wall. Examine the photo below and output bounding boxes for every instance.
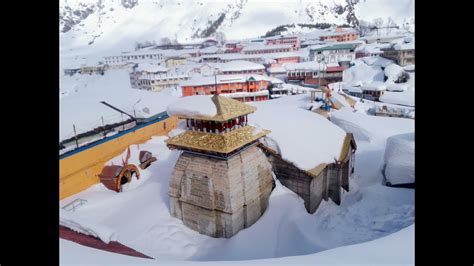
[165,58,187,67]
[60,116,178,200]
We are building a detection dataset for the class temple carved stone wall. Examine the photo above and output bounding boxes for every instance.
[168,145,274,238]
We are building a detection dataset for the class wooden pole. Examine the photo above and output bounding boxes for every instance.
[73,124,79,148]
[101,116,106,137]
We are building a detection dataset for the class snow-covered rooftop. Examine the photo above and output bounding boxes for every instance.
[391,36,415,51]
[284,61,326,71]
[166,95,217,117]
[218,60,265,72]
[319,28,358,37]
[242,44,293,52]
[379,90,414,107]
[250,95,346,170]
[180,74,270,87]
[343,63,385,86]
[135,63,168,73]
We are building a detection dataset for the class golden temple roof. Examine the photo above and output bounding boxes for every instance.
[165,125,270,154]
[177,95,257,122]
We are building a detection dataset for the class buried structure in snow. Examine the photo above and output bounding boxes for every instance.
[165,95,357,238]
[166,95,274,238]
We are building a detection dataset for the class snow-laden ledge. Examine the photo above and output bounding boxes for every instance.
[60,209,117,244]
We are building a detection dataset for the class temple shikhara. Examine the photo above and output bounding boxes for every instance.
[166,95,275,238]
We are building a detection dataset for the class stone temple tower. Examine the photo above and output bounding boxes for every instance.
[166,95,274,238]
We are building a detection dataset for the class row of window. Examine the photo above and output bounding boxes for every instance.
[185,116,249,134]
[288,71,319,77]
[105,54,163,63]
[222,70,263,74]
[245,48,291,54]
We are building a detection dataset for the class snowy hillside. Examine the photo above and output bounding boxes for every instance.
[60,0,414,57]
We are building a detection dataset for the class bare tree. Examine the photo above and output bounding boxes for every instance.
[386,17,397,34]
[358,19,373,37]
[160,37,172,45]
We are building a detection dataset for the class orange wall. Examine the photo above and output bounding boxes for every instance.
[182,81,269,96]
[59,116,178,200]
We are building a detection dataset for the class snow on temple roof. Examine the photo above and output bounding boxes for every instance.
[167,95,258,122]
[249,95,347,170]
[166,95,217,117]
[165,96,269,154]
[180,74,270,87]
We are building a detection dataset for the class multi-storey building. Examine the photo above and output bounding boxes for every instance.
[265,35,300,50]
[180,74,270,102]
[319,27,359,42]
[242,44,293,55]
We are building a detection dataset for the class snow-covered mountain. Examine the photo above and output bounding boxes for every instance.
[60,0,414,57]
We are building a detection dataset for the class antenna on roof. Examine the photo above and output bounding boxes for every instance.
[100,101,137,121]
[214,69,219,96]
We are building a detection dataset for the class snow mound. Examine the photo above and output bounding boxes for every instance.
[331,109,414,143]
[166,95,217,117]
[343,63,384,86]
[384,133,415,185]
[361,56,394,68]
[60,209,117,244]
[384,64,405,83]
[386,83,408,92]
[250,95,346,170]
[380,90,415,107]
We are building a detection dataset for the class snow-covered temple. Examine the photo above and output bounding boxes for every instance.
[166,95,275,238]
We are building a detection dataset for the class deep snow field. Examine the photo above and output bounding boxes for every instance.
[60,94,414,264]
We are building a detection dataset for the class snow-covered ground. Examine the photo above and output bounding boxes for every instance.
[60,95,414,263]
[61,223,414,265]
[60,69,182,141]
[384,133,415,185]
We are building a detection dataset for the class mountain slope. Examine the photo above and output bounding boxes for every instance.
[60,0,414,57]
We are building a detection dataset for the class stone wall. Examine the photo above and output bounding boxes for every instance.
[260,144,355,214]
[168,145,274,238]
